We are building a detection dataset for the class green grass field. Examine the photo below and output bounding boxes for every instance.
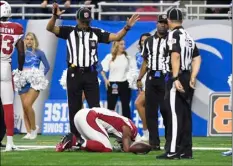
[1,135,232,166]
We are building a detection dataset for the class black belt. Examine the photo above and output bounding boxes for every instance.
[69,64,96,73]
[167,70,190,76]
[179,70,190,74]
[148,70,165,77]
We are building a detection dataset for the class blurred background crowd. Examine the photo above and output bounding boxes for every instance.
[8,0,232,20]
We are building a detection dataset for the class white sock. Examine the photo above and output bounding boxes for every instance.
[7,136,13,145]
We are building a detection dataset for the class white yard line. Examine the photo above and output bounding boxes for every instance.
[17,145,55,148]
[1,145,231,152]
[192,147,231,150]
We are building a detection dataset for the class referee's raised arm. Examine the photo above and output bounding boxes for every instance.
[45,3,140,143]
[46,3,65,35]
[108,14,140,42]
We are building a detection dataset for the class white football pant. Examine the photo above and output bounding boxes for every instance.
[0,62,14,104]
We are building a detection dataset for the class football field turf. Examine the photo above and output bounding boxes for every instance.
[1,135,232,166]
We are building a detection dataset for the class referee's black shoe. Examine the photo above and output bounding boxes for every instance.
[156,152,180,159]
[180,153,193,159]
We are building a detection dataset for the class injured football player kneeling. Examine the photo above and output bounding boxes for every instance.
[55,107,151,154]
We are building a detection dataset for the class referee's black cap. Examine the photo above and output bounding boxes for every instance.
[167,8,183,21]
[76,7,92,21]
[158,14,168,23]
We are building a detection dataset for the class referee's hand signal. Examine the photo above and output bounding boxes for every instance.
[52,2,65,16]
[127,14,140,27]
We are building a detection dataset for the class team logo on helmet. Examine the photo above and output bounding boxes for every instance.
[84,12,89,18]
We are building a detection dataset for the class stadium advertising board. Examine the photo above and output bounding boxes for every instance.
[208,93,232,136]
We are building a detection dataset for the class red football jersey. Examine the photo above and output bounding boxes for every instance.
[91,107,138,140]
[0,21,24,62]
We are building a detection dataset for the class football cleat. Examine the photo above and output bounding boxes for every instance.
[55,133,76,152]
[5,144,18,152]
[222,150,232,156]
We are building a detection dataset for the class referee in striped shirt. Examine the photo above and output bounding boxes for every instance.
[137,14,168,150]
[156,8,201,159]
[46,3,139,138]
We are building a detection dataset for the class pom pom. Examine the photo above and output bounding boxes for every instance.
[24,67,49,91]
[127,70,139,90]
[12,69,27,92]
[59,69,68,90]
[29,68,49,91]
[228,74,232,89]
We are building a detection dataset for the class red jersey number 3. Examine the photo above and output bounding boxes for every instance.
[0,34,15,55]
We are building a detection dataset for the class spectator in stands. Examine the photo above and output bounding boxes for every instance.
[101,40,135,119]
[84,0,101,7]
[9,0,52,19]
[205,0,231,19]
[7,0,34,19]
[41,0,73,19]
[41,0,71,8]
[135,1,158,21]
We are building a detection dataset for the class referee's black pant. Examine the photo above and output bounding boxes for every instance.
[145,70,167,149]
[165,71,194,155]
[67,65,100,138]
[0,97,6,144]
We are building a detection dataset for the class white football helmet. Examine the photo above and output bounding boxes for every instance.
[0,1,11,19]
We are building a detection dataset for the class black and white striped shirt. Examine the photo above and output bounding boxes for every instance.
[56,26,110,67]
[165,26,199,71]
[142,32,167,72]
